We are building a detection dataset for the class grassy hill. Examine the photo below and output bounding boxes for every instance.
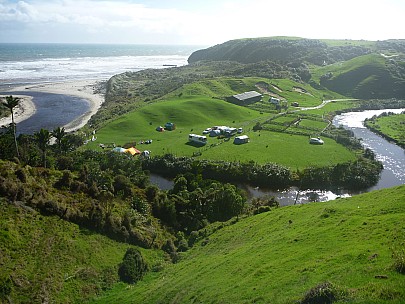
[186,37,405,99]
[86,79,356,170]
[311,54,405,99]
[92,185,405,304]
[187,37,373,65]
[0,199,165,303]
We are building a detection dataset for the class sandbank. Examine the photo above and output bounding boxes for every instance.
[1,79,105,132]
[0,94,36,127]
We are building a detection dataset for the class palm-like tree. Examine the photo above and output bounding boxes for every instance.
[52,126,66,153]
[34,128,51,168]
[2,95,21,158]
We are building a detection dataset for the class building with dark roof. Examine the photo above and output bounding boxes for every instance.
[227,91,262,105]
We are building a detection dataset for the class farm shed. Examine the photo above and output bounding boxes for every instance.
[233,135,250,144]
[228,91,262,105]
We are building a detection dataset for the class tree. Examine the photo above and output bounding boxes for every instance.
[34,128,51,167]
[2,95,21,158]
[118,248,148,284]
[52,126,65,153]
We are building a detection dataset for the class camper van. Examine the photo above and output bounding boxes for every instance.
[233,135,250,144]
[189,134,207,145]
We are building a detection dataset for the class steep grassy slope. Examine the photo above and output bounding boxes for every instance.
[313,54,405,99]
[0,199,165,303]
[92,185,405,303]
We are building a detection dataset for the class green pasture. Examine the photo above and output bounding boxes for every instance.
[320,39,377,48]
[86,95,264,152]
[87,95,356,169]
[92,185,405,304]
[300,99,358,116]
[193,130,355,169]
[365,113,405,146]
[310,53,386,83]
[298,118,329,130]
[271,115,298,124]
[167,77,332,108]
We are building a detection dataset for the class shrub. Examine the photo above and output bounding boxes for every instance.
[300,282,343,304]
[0,275,12,300]
[118,248,148,284]
[392,249,405,274]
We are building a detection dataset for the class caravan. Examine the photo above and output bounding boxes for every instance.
[189,134,207,145]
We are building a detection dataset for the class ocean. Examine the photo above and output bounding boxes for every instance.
[0,43,201,133]
[0,43,201,87]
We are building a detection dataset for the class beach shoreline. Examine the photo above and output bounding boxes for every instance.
[0,79,106,132]
[0,94,36,127]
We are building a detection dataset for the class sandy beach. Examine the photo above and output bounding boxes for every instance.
[0,94,36,127]
[1,79,105,132]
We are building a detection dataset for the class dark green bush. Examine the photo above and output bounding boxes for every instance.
[118,248,148,284]
[0,275,12,300]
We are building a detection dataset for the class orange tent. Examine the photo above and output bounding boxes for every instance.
[125,147,141,156]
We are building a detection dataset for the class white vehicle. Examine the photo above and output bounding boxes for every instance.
[309,137,324,145]
[189,134,207,145]
[202,128,212,134]
[237,127,243,134]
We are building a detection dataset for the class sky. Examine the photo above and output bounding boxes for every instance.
[1,0,405,45]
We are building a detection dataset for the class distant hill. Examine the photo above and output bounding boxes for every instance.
[188,37,373,65]
[188,37,405,99]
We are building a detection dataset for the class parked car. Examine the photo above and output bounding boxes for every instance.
[237,127,243,134]
[203,128,212,134]
[309,137,324,145]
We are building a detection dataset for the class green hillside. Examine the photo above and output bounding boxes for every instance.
[187,37,373,65]
[92,185,405,304]
[186,37,405,99]
[312,54,405,99]
[0,199,164,303]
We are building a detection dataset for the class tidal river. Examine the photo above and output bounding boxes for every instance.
[332,108,405,191]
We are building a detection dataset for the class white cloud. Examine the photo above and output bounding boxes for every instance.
[0,0,404,44]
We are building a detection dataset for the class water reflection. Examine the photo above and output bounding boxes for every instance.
[333,108,405,190]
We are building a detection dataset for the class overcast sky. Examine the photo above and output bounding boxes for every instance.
[1,0,404,45]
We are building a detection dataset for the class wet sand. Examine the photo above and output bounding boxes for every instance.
[0,79,105,132]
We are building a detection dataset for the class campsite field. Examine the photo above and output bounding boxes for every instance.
[86,95,356,169]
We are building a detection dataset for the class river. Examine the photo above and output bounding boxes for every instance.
[151,108,405,206]
[332,108,405,191]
